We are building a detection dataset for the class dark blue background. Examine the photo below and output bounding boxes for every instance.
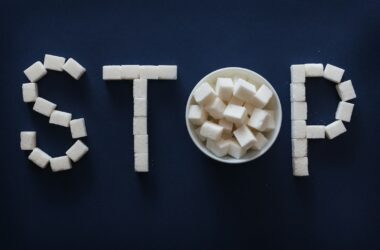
[1,0,379,249]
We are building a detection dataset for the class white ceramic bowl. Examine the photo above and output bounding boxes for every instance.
[185,67,282,164]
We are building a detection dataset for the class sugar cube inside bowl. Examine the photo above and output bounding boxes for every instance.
[186,67,282,164]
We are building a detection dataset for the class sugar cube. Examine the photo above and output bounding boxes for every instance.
[28,148,51,168]
[290,64,305,83]
[206,139,229,157]
[157,65,177,80]
[70,118,87,139]
[22,83,38,102]
[133,117,147,135]
[291,102,307,120]
[63,58,86,80]
[193,82,216,106]
[66,140,89,162]
[188,105,207,126]
[247,108,269,131]
[292,139,307,157]
[323,64,344,83]
[306,125,325,139]
[325,120,346,139]
[291,120,306,139]
[50,156,72,172]
[290,83,305,102]
[205,97,226,119]
[229,96,244,106]
[305,63,324,77]
[251,132,268,150]
[33,97,57,117]
[139,65,159,79]
[134,134,148,154]
[20,131,36,150]
[226,139,247,159]
[250,84,273,108]
[135,153,148,172]
[223,103,247,125]
[233,78,256,102]
[134,98,147,117]
[121,65,140,79]
[200,121,224,141]
[336,80,356,101]
[195,127,206,142]
[263,110,276,132]
[233,125,257,149]
[24,61,47,82]
[335,101,354,122]
[49,110,72,127]
[216,78,234,101]
[218,119,233,133]
[43,54,66,71]
[133,78,148,98]
[102,65,122,80]
[293,157,309,177]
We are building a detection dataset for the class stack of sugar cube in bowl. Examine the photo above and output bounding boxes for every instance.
[186,67,282,163]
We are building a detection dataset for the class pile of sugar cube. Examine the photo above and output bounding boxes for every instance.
[188,76,276,159]
[291,63,356,177]
[21,54,89,172]
[102,65,177,172]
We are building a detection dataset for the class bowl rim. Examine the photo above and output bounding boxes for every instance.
[185,67,282,164]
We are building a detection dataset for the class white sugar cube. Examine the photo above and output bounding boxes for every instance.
[323,64,344,83]
[305,63,323,77]
[250,84,273,108]
[216,78,234,101]
[133,117,147,135]
[33,97,57,117]
[195,127,206,142]
[293,157,309,177]
[121,65,140,79]
[200,121,224,141]
[325,120,346,139]
[135,153,148,172]
[24,61,47,82]
[134,134,148,153]
[157,65,177,80]
[50,156,72,172]
[63,58,86,80]
[291,102,307,120]
[139,65,159,79]
[290,64,305,83]
[134,98,147,117]
[49,110,72,127]
[335,101,354,122]
[336,80,356,101]
[292,139,307,157]
[233,78,256,102]
[28,148,51,168]
[290,83,305,102]
[43,54,66,71]
[233,125,257,149]
[226,139,247,159]
[223,103,247,125]
[70,118,87,139]
[263,110,276,132]
[248,108,269,131]
[228,96,244,106]
[133,78,148,98]
[66,140,89,162]
[206,139,229,157]
[251,132,268,150]
[193,82,216,106]
[102,65,122,80]
[20,131,36,150]
[22,83,38,102]
[218,119,233,133]
[291,120,306,139]
[306,125,325,139]
[188,105,207,126]
[205,97,226,119]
